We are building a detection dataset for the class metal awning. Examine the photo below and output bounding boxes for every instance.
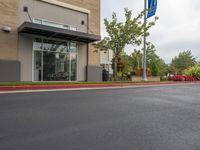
[18,22,101,43]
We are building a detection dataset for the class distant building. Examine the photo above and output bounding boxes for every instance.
[100,49,113,77]
[0,0,101,82]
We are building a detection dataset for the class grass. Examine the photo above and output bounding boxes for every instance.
[0,80,169,86]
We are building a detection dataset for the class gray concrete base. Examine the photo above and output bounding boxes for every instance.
[0,60,20,82]
[87,65,102,82]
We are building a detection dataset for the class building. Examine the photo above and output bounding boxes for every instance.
[100,49,113,79]
[0,0,101,82]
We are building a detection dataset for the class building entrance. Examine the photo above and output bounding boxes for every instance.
[33,38,77,81]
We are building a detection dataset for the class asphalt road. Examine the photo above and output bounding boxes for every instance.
[1,84,200,150]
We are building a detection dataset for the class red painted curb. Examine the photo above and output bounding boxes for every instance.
[0,81,199,91]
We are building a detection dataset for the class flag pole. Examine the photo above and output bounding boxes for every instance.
[143,0,148,81]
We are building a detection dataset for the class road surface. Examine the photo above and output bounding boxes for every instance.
[0,84,200,150]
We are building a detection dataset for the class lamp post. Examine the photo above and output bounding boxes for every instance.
[143,0,148,81]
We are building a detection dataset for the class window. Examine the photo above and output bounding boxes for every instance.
[33,38,77,81]
[33,18,77,31]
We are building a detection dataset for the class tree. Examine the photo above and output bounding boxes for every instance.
[96,8,158,80]
[111,54,133,78]
[170,50,197,74]
[131,42,168,76]
[150,60,159,76]
[131,49,143,70]
[157,58,168,76]
[121,54,134,77]
[183,65,200,80]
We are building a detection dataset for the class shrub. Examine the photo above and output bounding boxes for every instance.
[151,61,159,76]
[160,76,168,81]
[168,75,197,81]
[183,66,200,80]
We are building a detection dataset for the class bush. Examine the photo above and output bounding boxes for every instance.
[183,66,200,80]
[151,61,159,76]
[160,76,168,81]
[168,75,197,81]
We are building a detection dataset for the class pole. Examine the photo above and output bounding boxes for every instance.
[143,0,148,81]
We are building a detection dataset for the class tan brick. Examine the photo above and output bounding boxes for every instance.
[0,0,101,65]
[0,0,19,60]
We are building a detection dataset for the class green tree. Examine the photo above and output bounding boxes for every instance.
[111,54,132,77]
[183,65,200,80]
[170,50,197,74]
[150,60,159,76]
[96,8,158,80]
[145,42,168,76]
[130,42,168,76]
[131,49,143,70]
[157,58,169,76]
[121,54,133,76]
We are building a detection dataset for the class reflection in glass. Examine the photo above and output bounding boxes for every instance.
[34,51,42,81]
[43,52,70,81]
[33,38,43,50]
[43,39,68,53]
[33,18,76,31]
[33,39,77,81]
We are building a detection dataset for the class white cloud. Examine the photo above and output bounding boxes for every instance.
[101,0,200,63]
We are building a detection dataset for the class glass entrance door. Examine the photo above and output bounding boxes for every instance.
[33,38,77,81]
[43,52,70,81]
[33,51,42,81]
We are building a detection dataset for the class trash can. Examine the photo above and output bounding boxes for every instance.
[102,69,109,81]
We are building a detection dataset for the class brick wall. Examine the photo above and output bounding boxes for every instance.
[0,0,19,60]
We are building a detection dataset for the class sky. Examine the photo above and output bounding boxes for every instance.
[101,0,200,64]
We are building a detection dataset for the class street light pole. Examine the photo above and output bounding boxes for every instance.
[143,0,148,81]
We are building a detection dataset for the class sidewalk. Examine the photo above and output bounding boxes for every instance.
[0,81,199,92]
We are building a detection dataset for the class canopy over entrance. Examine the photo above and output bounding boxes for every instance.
[18,22,101,43]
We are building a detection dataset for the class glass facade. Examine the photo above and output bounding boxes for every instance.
[33,38,77,81]
[33,18,77,31]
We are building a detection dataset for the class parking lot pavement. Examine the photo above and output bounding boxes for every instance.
[0,84,200,150]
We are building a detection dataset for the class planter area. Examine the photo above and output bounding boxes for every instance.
[131,76,160,82]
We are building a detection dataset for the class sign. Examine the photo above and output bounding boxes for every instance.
[147,0,157,18]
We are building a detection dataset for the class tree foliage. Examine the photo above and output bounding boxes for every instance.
[183,65,200,80]
[146,43,168,76]
[131,42,168,76]
[131,49,143,69]
[170,50,197,74]
[95,8,158,80]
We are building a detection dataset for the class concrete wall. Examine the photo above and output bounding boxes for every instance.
[19,0,88,33]
[87,65,102,82]
[58,0,101,66]
[77,43,87,81]
[0,60,20,82]
[18,34,33,81]
[59,0,100,34]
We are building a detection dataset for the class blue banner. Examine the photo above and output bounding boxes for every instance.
[147,0,157,18]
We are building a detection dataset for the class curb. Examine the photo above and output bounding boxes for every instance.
[0,81,199,91]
